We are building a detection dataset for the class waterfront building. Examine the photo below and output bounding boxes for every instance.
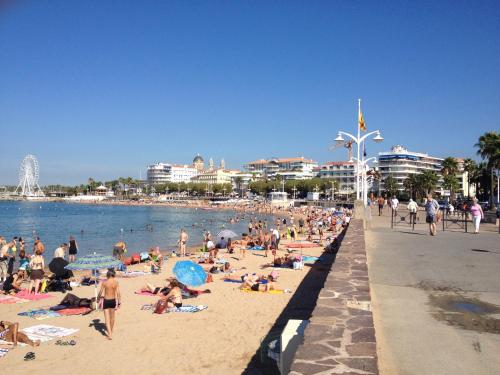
[318,161,356,194]
[191,168,239,185]
[170,164,199,183]
[147,163,172,185]
[454,158,475,198]
[378,145,443,193]
[244,157,318,180]
[147,162,198,185]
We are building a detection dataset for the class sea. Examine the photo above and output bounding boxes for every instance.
[0,201,273,257]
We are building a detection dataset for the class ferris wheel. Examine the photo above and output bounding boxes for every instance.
[16,154,43,197]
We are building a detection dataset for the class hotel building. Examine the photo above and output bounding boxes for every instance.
[378,145,443,192]
[147,162,198,185]
[245,157,318,180]
[318,161,356,194]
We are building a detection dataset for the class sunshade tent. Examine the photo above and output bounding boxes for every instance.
[173,260,206,287]
[215,229,238,241]
[65,253,122,309]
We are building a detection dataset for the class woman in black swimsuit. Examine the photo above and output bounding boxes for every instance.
[68,236,78,262]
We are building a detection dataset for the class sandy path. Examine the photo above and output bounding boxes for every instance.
[0,239,325,374]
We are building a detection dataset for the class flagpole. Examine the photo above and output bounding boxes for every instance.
[357,99,361,201]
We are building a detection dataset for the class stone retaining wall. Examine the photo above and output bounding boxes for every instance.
[290,219,378,375]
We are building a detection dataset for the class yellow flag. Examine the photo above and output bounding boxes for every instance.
[359,108,366,132]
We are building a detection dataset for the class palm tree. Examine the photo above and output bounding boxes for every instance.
[416,170,439,196]
[383,176,398,197]
[234,176,243,197]
[462,158,477,197]
[403,174,419,199]
[441,157,459,201]
[475,131,500,205]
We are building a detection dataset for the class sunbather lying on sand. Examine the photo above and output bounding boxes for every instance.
[0,321,40,347]
[240,274,276,292]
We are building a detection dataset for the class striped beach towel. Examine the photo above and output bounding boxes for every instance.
[166,305,207,313]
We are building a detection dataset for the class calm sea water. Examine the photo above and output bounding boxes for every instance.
[0,201,272,257]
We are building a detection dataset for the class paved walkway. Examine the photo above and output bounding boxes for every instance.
[367,211,500,375]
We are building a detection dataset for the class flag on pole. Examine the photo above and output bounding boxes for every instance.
[358,107,366,132]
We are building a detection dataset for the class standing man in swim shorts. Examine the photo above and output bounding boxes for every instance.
[97,269,121,340]
[178,229,189,257]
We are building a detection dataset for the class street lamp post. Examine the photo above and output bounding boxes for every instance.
[351,157,377,206]
[334,99,383,206]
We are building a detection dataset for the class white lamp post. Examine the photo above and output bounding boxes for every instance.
[351,157,377,206]
[334,99,383,206]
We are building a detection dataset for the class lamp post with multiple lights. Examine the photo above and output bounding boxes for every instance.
[334,99,383,206]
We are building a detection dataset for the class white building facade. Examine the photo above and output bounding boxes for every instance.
[245,157,318,180]
[378,145,443,192]
[147,163,198,184]
[318,161,356,194]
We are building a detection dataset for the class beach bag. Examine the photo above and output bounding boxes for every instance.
[425,215,434,224]
[123,257,132,266]
[293,261,303,270]
[154,299,168,314]
[140,252,150,262]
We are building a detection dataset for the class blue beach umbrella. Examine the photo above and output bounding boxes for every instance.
[65,252,122,308]
[173,260,206,287]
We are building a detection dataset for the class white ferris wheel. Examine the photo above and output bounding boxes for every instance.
[16,154,43,197]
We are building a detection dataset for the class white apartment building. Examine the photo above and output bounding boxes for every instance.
[170,164,199,183]
[245,157,318,180]
[378,145,443,192]
[147,163,198,185]
[147,163,172,185]
[318,161,356,194]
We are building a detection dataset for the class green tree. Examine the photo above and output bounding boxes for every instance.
[462,158,477,198]
[403,174,419,200]
[383,176,398,197]
[441,157,459,201]
[416,170,439,196]
[475,131,500,205]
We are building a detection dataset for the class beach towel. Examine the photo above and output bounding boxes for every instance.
[286,242,317,249]
[18,309,61,320]
[241,288,285,294]
[166,305,207,313]
[302,256,319,263]
[121,271,151,278]
[16,290,52,301]
[141,304,154,310]
[247,246,265,251]
[57,307,92,316]
[0,348,8,358]
[22,325,79,339]
[223,278,243,283]
[0,294,28,304]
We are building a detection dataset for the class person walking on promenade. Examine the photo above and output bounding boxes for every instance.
[68,236,78,262]
[178,229,188,257]
[470,199,484,234]
[407,199,418,225]
[377,196,384,216]
[97,269,121,340]
[391,196,399,217]
[424,194,440,236]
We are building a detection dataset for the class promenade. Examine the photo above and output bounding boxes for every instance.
[367,210,500,374]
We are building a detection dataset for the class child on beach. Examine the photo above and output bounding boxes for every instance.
[97,269,121,340]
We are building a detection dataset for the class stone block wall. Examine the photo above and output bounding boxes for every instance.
[290,219,378,375]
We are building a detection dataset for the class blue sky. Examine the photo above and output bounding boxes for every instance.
[1,1,499,185]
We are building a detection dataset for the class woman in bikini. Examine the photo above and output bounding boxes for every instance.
[97,269,121,340]
[28,249,44,295]
[161,278,183,308]
[0,321,40,347]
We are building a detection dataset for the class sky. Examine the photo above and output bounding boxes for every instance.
[1,1,499,185]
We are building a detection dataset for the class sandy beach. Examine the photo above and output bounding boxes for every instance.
[0,238,326,374]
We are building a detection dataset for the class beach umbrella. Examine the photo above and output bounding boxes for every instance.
[173,260,206,287]
[215,229,238,241]
[65,253,122,309]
